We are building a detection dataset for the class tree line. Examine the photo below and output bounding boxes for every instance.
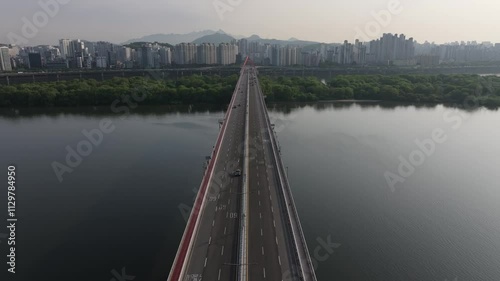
[1,74,499,108]
[0,75,238,107]
[260,74,500,108]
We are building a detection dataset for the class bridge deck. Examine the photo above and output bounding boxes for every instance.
[168,64,316,281]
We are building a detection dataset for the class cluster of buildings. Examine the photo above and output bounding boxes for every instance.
[1,33,500,72]
[415,41,500,65]
[241,41,318,67]
[173,43,239,65]
[240,35,410,67]
[367,33,415,65]
[0,39,240,71]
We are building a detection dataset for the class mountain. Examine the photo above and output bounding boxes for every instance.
[123,30,325,47]
[245,34,321,47]
[123,42,174,49]
[122,30,217,45]
[192,32,235,44]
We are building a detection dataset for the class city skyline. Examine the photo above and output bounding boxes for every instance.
[2,0,500,46]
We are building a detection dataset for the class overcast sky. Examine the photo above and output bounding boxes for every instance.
[2,0,500,46]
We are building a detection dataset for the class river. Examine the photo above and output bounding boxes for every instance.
[0,102,499,281]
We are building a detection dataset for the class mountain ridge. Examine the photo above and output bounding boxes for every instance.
[123,30,326,46]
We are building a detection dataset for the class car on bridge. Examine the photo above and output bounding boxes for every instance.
[233,169,242,177]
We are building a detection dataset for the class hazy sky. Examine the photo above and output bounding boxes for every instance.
[2,0,500,45]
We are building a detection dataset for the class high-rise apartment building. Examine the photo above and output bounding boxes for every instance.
[159,47,172,65]
[0,47,13,71]
[368,33,415,64]
[59,39,71,59]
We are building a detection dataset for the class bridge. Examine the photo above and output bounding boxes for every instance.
[167,58,317,281]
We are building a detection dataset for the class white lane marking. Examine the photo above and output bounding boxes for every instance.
[276,237,279,245]
[259,201,261,206]
[263,267,266,279]
[224,226,227,235]
[261,246,264,255]
[261,228,263,236]
[271,206,274,213]
[257,173,259,177]
[228,199,231,205]
[212,220,215,226]
[226,212,229,218]
[204,257,208,267]
[257,181,260,186]
[218,269,221,280]
[278,256,281,266]
[270,195,272,201]
[221,245,224,256]
[260,213,262,219]
[258,190,260,195]
[209,236,212,245]
[218,194,220,199]
[273,220,276,227]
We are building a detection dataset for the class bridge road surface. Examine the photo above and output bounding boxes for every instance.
[180,67,250,281]
[246,68,296,281]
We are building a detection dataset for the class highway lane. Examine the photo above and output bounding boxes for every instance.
[247,68,294,281]
[181,68,249,281]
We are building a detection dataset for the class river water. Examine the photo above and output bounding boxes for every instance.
[0,102,499,281]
